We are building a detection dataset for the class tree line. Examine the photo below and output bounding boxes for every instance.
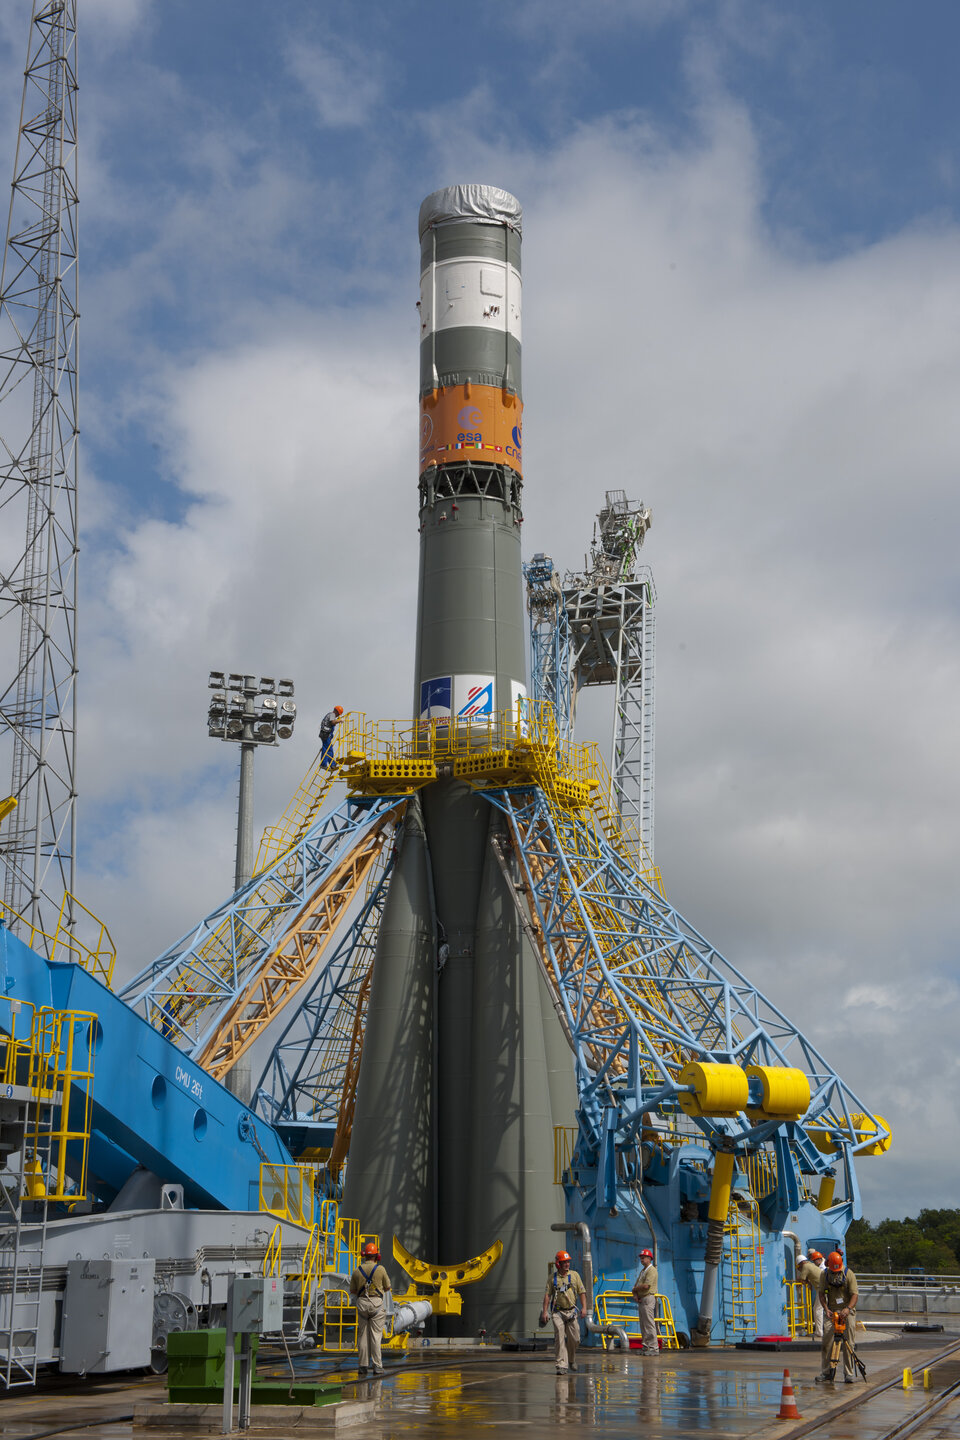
[845,1209,960,1274]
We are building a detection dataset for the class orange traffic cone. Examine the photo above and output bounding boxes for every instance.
[776,1368,803,1420]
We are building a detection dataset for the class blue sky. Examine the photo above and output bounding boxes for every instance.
[0,0,958,1220]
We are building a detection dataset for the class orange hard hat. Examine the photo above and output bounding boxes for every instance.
[555,1250,571,1265]
[827,1251,844,1271]
[808,1249,824,1264]
[640,1249,653,1260]
[334,705,344,715]
[361,1241,378,1258]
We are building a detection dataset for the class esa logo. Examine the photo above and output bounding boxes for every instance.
[420,413,434,448]
[457,405,483,428]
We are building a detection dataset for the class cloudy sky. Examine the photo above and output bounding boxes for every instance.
[0,0,958,1221]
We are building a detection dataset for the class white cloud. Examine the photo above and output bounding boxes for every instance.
[285,37,383,129]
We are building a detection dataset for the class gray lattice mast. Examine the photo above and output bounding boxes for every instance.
[565,490,655,856]
[0,1,79,943]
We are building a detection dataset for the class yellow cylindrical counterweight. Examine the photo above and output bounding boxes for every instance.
[807,1111,892,1157]
[817,1174,836,1211]
[744,1064,810,1120]
[676,1062,748,1119]
[850,1112,892,1155]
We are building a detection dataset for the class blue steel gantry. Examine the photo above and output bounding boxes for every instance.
[235,709,889,1343]
[0,707,890,1347]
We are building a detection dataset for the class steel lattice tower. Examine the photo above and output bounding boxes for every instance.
[0,0,80,944]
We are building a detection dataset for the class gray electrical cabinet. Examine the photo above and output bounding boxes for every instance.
[230,1275,284,1333]
[60,1258,156,1373]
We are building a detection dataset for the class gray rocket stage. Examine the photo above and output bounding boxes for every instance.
[343,186,576,1336]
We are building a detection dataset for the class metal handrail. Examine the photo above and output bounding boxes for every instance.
[856,1272,960,1288]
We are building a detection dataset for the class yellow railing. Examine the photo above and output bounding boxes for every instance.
[259,1162,316,1227]
[554,1125,576,1184]
[724,1195,762,1335]
[594,1288,679,1350]
[322,1286,358,1353]
[26,1007,96,1201]
[297,1224,323,1334]
[337,1214,360,1275]
[338,704,600,807]
[263,1223,282,1277]
[253,752,337,877]
[6,893,117,987]
[0,1000,35,1088]
[744,1147,778,1202]
[589,750,663,895]
[785,1279,814,1338]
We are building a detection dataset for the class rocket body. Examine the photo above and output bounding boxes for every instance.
[345,187,574,1335]
[414,184,526,724]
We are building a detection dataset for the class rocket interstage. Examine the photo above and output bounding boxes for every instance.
[344,186,574,1336]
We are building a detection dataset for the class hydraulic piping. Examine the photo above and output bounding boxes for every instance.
[551,1221,630,1351]
[692,1149,736,1347]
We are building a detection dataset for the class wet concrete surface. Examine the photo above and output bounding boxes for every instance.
[1,1332,957,1439]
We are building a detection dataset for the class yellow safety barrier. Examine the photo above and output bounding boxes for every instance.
[743,1147,778,1202]
[259,1162,316,1227]
[593,1288,679,1350]
[339,704,599,809]
[554,1125,576,1184]
[785,1279,814,1338]
[27,1008,96,1201]
[0,999,35,1089]
[7,893,116,987]
[724,1193,762,1336]
[262,1223,282,1278]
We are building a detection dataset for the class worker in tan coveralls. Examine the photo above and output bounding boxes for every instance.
[797,1248,825,1339]
[541,1250,587,1374]
[631,1248,659,1355]
[350,1241,392,1376]
[818,1251,859,1382]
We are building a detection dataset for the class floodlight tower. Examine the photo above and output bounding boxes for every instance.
[0,1,80,946]
[207,672,298,892]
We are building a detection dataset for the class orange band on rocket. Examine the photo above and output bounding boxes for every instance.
[419,384,522,478]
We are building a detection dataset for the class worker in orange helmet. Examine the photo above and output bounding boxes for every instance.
[631,1248,659,1355]
[541,1250,587,1374]
[818,1250,859,1383]
[797,1247,826,1339]
[349,1240,392,1377]
[319,705,344,770]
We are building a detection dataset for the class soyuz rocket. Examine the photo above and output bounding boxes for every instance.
[344,186,576,1334]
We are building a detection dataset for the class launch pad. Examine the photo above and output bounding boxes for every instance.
[0,19,892,1384]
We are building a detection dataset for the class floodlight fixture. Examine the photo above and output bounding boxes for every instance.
[207,669,298,893]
